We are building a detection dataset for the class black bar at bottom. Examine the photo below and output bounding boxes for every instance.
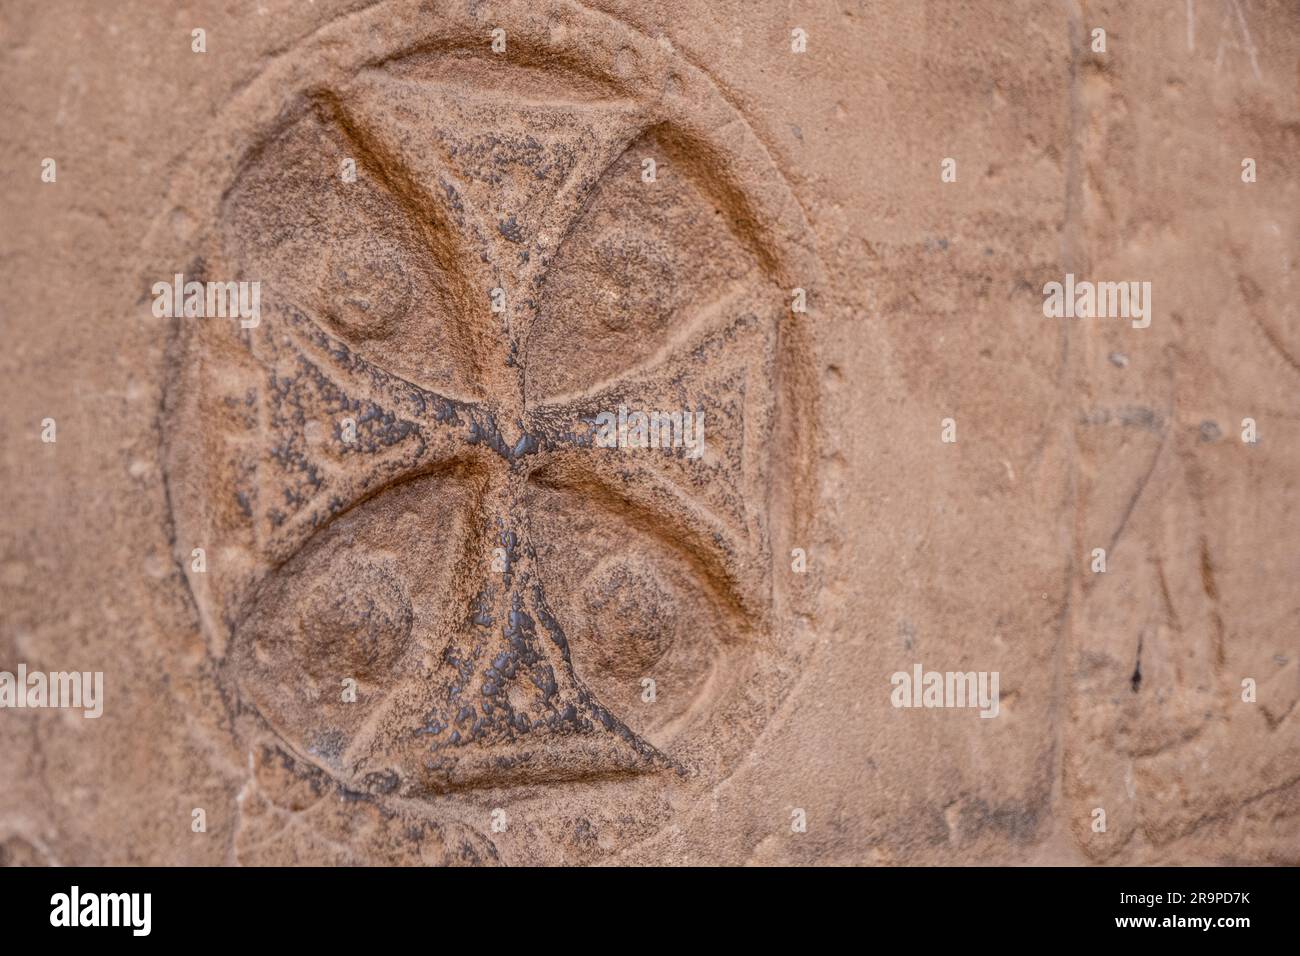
[0,865,1288,942]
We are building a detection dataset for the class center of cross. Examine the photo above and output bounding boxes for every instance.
[497,416,525,452]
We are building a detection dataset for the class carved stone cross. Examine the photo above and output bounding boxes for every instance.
[162,10,817,805]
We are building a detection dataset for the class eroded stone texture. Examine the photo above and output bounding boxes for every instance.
[154,1,817,862]
[0,0,1295,865]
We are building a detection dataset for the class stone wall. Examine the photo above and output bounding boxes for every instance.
[0,0,1295,865]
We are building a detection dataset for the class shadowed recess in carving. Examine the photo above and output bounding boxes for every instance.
[525,125,769,400]
[220,96,493,399]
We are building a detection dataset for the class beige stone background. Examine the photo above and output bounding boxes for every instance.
[0,0,1296,865]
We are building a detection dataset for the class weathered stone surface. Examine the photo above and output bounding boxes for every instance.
[0,0,1295,865]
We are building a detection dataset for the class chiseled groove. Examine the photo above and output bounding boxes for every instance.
[371,62,640,112]
[308,88,495,388]
[520,122,776,409]
[530,279,760,408]
[367,35,638,101]
[253,454,487,591]
[337,468,496,773]
[279,300,478,415]
[527,459,764,628]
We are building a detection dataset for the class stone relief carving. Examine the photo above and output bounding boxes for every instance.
[157,2,820,861]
